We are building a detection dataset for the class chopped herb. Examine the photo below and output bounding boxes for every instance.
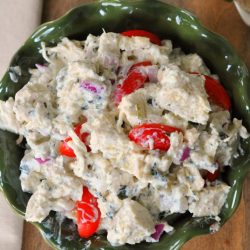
[121,121,126,128]
[151,163,159,176]
[189,121,199,127]
[81,105,88,110]
[117,185,128,200]
[187,175,194,182]
[28,110,35,116]
[57,72,65,83]
[106,211,114,219]
[106,205,116,219]
[151,166,158,176]
[95,192,103,199]
[127,55,137,61]
[87,164,92,170]
[158,211,168,220]
[162,110,169,115]
[147,98,153,105]
[93,46,99,52]
[219,131,228,140]
[151,164,167,183]
[95,104,102,109]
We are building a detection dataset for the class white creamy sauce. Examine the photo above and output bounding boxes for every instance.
[0,32,249,246]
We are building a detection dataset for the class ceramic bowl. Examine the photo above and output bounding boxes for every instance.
[0,0,250,249]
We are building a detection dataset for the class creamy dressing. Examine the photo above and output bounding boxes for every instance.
[0,32,249,246]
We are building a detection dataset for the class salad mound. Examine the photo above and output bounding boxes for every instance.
[0,30,248,246]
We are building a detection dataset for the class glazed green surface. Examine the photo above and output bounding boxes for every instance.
[0,0,250,249]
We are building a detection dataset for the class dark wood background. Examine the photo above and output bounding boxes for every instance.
[22,1,250,249]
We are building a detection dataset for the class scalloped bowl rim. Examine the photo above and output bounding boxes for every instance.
[0,1,250,250]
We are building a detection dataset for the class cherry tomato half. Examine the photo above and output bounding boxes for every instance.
[121,30,161,45]
[114,61,152,105]
[204,74,231,110]
[76,187,101,238]
[191,72,231,110]
[205,169,220,182]
[59,123,90,158]
[128,61,152,73]
[59,137,76,157]
[114,68,148,105]
[128,123,182,151]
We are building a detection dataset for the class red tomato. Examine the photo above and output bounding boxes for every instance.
[76,187,101,238]
[59,123,90,158]
[204,75,231,110]
[128,61,152,73]
[80,186,98,204]
[121,70,148,95]
[114,69,148,105]
[190,72,231,110]
[74,123,82,137]
[205,169,220,182]
[114,61,153,105]
[121,30,161,45]
[128,123,182,151]
[59,137,76,157]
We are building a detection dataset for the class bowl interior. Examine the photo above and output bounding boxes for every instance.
[0,0,250,249]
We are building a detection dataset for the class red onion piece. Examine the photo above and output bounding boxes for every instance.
[80,81,105,94]
[110,79,116,85]
[35,157,50,164]
[151,224,165,241]
[180,147,190,161]
[147,66,158,83]
[35,64,47,72]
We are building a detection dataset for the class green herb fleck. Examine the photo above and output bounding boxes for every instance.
[117,185,128,200]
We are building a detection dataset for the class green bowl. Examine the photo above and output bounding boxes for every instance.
[0,0,250,249]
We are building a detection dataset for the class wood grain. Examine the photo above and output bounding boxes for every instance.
[22,0,250,249]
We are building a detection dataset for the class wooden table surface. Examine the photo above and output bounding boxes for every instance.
[22,0,250,249]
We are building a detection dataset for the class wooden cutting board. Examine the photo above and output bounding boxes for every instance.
[22,0,250,249]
